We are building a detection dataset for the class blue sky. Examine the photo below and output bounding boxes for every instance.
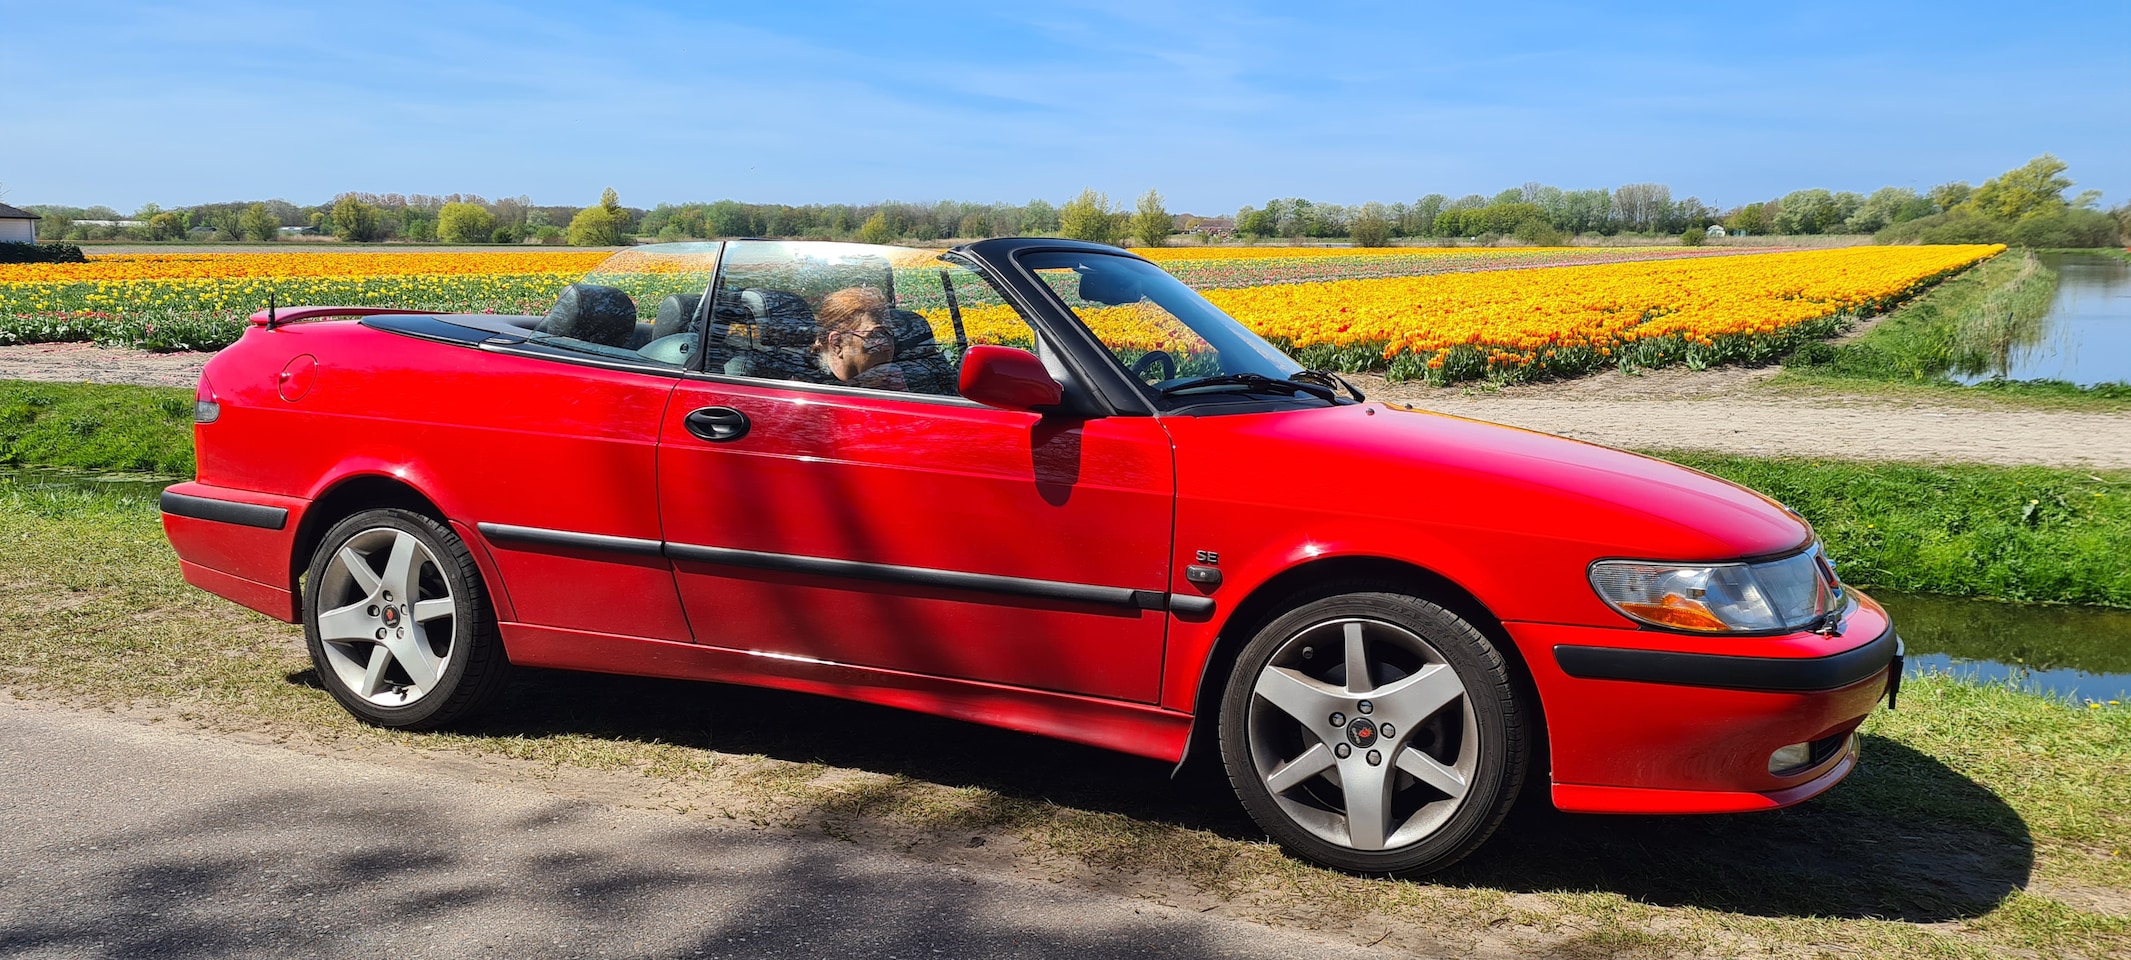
[2,1,2125,213]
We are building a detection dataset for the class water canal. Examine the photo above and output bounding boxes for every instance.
[1954,251,2131,387]
[1876,590,2131,704]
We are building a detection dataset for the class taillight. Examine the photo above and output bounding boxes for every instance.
[194,374,220,423]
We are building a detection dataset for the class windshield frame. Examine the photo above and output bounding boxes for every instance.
[1002,246,1326,413]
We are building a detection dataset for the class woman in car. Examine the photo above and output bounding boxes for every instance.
[813,287,958,395]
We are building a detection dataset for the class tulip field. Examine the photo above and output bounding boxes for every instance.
[0,243,2002,384]
[1218,244,2002,381]
[1138,244,1758,289]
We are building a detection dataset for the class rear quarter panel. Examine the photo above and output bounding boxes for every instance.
[192,322,688,639]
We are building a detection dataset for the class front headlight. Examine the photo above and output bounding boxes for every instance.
[1589,546,1842,634]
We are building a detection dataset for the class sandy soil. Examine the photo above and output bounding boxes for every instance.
[8,343,2128,470]
[1358,368,2131,470]
[0,342,213,388]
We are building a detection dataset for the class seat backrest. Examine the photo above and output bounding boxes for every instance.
[540,283,639,347]
[882,309,958,395]
[714,288,827,382]
[652,293,702,340]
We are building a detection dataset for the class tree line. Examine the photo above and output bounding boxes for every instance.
[26,192,629,245]
[19,155,2125,248]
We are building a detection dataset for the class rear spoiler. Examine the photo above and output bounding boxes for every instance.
[247,306,436,328]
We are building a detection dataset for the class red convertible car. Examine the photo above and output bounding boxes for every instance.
[161,239,1901,874]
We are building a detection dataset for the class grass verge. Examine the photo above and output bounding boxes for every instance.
[3,475,2128,958]
[0,379,196,473]
[3,380,2125,609]
[1659,453,2131,608]
[1781,248,2131,403]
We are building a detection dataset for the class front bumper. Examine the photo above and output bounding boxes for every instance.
[1509,593,1900,814]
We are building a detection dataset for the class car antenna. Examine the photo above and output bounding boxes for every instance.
[266,291,278,330]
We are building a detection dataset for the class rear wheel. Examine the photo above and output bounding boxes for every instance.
[1218,591,1525,874]
[302,508,509,730]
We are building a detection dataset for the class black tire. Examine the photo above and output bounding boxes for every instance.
[1217,591,1526,875]
[301,508,510,730]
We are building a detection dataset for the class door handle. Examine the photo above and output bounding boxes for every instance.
[683,406,751,442]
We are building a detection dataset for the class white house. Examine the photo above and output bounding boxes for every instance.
[0,203,39,243]
[1705,224,1728,238]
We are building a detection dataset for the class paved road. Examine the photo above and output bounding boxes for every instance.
[0,700,1402,959]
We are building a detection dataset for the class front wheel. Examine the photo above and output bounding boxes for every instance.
[1218,592,1526,874]
[302,508,510,730]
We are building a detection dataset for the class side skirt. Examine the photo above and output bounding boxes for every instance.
[498,623,1194,764]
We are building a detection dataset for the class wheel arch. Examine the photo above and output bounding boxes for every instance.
[287,473,453,610]
[1177,555,1547,779]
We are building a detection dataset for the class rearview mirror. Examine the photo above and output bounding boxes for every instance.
[958,345,1062,411]
[1076,269,1143,305]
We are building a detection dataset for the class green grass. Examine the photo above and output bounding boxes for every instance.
[2038,246,2131,263]
[2,475,2125,958]
[0,380,196,474]
[4,376,2127,609]
[1771,370,2131,409]
[1781,249,2130,402]
[1658,453,2131,608]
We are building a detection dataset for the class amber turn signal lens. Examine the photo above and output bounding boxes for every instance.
[1615,595,1733,632]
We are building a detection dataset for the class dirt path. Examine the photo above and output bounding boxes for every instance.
[1357,367,2131,470]
[8,343,2128,470]
[0,342,212,388]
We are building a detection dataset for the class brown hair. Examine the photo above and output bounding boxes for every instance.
[816,287,889,335]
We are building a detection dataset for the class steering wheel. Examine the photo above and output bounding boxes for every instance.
[1130,350,1176,383]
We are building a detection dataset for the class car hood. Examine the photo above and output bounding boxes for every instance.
[1172,401,1811,563]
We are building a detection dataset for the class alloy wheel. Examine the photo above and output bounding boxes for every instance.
[312,526,459,706]
[1246,616,1479,851]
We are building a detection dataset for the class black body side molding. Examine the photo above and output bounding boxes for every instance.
[160,491,289,530]
[1554,625,1901,693]
[476,521,1203,615]
[476,523,665,558]
[664,541,1150,610]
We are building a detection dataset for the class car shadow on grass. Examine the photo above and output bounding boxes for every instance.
[1439,736,2033,922]
[287,665,2033,924]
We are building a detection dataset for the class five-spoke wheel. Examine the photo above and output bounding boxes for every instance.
[302,508,509,729]
[1220,592,1525,874]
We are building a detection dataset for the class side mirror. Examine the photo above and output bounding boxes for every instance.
[959,345,1063,411]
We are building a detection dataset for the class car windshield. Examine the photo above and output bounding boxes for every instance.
[1015,251,1305,397]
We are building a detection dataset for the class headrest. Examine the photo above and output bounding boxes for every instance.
[735,289,817,347]
[542,284,639,346]
[741,289,813,322]
[653,293,702,340]
[751,316,819,348]
[884,309,941,359]
[711,289,754,324]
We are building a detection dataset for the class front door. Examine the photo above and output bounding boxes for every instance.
[656,242,1175,703]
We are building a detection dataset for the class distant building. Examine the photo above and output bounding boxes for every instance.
[1705,224,1728,238]
[0,203,40,243]
[1175,214,1235,236]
